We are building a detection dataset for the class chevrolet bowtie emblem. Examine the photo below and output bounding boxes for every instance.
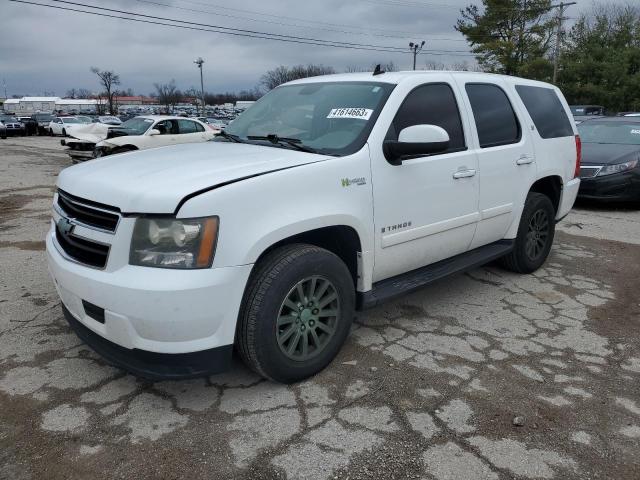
[57,217,74,236]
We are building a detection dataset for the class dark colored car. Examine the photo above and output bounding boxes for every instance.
[577,117,640,202]
[0,114,26,136]
[31,113,56,135]
[571,105,606,124]
[18,116,38,136]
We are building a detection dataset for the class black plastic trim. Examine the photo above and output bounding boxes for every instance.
[358,239,514,309]
[82,300,105,324]
[62,304,233,380]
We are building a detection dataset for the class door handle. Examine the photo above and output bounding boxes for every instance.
[516,155,534,165]
[453,169,476,179]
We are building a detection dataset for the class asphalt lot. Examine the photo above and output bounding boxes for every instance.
[1,136,639,480]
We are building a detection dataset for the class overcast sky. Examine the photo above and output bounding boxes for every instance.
[0,0,607,97]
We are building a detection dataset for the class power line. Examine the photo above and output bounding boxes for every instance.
[133,0,408,39]
[9,0,476,56]
[173,0,428,37]
[44,0,411,51]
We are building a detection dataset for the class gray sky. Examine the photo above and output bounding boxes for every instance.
[0,0,601,97]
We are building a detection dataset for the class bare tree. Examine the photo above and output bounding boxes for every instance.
[260,64,335,91]
[65,88,78,99]
[154,80,182,113]
[90,67,121,114]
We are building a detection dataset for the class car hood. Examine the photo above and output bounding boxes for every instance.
[57,141,328,213]
[581,142,640,166]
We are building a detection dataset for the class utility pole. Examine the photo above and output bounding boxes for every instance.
[552,2,576,84]
[194,57,205,116]
[409,41,425,70]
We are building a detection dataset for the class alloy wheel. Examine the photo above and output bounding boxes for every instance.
[276,275,340,361]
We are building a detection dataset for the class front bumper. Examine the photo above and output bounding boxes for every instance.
[46,226,253,377]
[578,169,640,201]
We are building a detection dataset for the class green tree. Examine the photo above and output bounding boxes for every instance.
[559,4,640,112]
[455,0,555,77]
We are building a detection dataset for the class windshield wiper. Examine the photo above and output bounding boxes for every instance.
[247,134,317,154]
[215,130,243,143]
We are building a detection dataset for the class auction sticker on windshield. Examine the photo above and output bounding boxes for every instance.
[327,108,373,120]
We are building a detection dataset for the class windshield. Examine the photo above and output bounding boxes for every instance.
[0,115,17,122]
[578,122,640,145]
[34,114,54,121]
[222,81,395,156]
[118,117,154,135]
[62,117,81,124]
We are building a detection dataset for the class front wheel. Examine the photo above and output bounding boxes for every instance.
[237,244,355,383]
[500,192,555,274]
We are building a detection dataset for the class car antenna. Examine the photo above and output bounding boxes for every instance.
[373,64,385,76]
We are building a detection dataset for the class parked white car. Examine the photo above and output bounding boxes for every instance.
[48,117,83,136]
[47,71,580,383]
[64,116,217,161]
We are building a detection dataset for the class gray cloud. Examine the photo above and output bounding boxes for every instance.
[0,0,620,96]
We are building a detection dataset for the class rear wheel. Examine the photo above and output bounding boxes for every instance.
[237,244,355,383]
[500,192,555,274]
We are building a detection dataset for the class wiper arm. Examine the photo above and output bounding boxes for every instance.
[247,134,317,153]
[215,130,243,143]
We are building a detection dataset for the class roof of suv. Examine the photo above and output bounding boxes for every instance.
[285,71,552,88]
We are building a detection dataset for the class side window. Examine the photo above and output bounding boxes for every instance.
[388,83,466,153]
[178,119,198,134]
[194,122,205,132]
[515,85,573,139]
[155,120,178,135]
[465,83,521,148]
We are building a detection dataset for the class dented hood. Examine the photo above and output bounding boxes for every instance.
[57,141,327,213]
[66,123,116,143]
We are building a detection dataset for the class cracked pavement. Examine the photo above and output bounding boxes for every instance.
[1,137,639,479]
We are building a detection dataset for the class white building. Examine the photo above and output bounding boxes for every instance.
[15,97,60,114]
[2,98,20,113]
[55,98,99,113]
[1,96,101,114]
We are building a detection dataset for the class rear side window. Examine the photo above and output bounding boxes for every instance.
[465,83,521,148]
[515,85,574,139]
[388,83,466,153]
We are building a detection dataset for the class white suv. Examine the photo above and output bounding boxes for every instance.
[46,71,581,383]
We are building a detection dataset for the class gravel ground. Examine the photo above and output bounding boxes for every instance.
[1,136,639,480]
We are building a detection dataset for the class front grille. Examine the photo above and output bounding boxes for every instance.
[55,225,110,268]
[580,166,601,179]
[57,190,120,232]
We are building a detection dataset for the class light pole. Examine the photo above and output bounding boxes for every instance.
[194,57,205,116]
[409,41,425,70]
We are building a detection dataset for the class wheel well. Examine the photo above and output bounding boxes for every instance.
[255,226,362,287]
[529,176,562,213]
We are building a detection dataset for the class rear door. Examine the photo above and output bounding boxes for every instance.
[454,77,536,248]
[177,119,208,143]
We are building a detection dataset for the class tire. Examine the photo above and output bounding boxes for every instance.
[237,244,355,383]
[500,192,555,274]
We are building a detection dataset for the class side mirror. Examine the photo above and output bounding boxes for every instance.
[383,124,450,165]
[148,129,161,136]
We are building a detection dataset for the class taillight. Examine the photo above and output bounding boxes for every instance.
[574,134,581,178]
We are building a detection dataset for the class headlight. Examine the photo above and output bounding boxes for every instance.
[597,159,638,176]
[130,216,219,269]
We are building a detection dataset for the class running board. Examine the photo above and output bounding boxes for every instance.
[358,240,514,310]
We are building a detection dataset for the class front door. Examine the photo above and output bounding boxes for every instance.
[370,80,480,282]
